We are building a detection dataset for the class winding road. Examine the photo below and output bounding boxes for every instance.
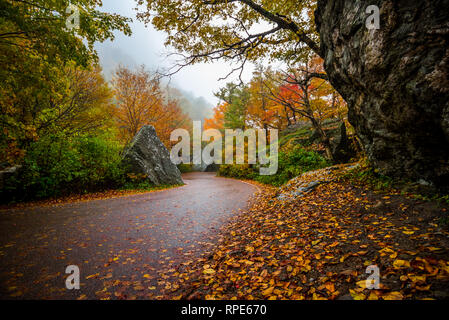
[0,172,257,299]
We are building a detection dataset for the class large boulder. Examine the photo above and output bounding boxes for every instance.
[316,0,449,188]
[122,125,183,185]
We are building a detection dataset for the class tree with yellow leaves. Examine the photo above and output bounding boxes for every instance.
[112,65,190,146]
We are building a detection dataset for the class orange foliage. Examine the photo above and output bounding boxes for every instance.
[112,65,190,146]
[204,102,227,131]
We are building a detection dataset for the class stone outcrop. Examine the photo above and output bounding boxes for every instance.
[276,164,359,202]
[122,125,183,186]
[316,0,449,188]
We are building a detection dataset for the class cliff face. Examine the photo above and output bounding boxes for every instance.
[315,0,449,188]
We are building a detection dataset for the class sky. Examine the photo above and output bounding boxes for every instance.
[95,0,256,107]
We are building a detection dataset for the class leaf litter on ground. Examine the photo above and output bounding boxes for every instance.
[161,165,449,300]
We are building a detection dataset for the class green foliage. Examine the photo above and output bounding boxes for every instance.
[218,146,329,186]
[218,164,258,180]
[215,83,250,130]
[278,127,314,148]
[342,160,394,191]
[1,134,127,202]
[0,1,130,164]
[177,163,194,173]
[0,0,132,67]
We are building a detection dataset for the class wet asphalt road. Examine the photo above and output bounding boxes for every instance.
[0,172,257,299]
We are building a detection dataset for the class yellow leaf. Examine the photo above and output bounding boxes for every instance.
[367,292,379,300]
[349,289,366,300]
[409,275,426,283]
[415,285,431,291]
[356,280,367,289]
[389,252,398,259]
[325,282,335,293]
[262,287,274,296]
[382,291,404,300]
[393,259,410,269]
[203,268,216,275]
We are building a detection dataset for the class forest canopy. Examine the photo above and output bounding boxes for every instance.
[0,1,192,201]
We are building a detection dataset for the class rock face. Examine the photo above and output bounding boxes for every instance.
[316,0,449,188]
[122,125,183,186]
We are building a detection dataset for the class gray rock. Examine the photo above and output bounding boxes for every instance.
[303,181,321,192]
[277,194,288,201]
[316,1,449,189]
[0,166,22,190]
[122,125,183,186]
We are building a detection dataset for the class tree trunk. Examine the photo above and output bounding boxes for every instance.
[316,0,449,189]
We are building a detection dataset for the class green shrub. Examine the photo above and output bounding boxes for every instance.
[342,159,393,191]
[218,146,329,186]
[1,133,127,202]
[177,163,194,173]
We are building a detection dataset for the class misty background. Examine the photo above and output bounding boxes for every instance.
[95,0,257,122]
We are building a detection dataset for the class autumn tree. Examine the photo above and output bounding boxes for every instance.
[0,62,114,163]
[44,64,114,136]
[156,98,191,148]
[136,0,319,75]
[261,56,346,160]
[0,0,131,164]
[112,65,190,146]
[204,103,227,131]
[246,66,281,130]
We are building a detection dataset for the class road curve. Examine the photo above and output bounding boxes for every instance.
[0,172,257,299]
